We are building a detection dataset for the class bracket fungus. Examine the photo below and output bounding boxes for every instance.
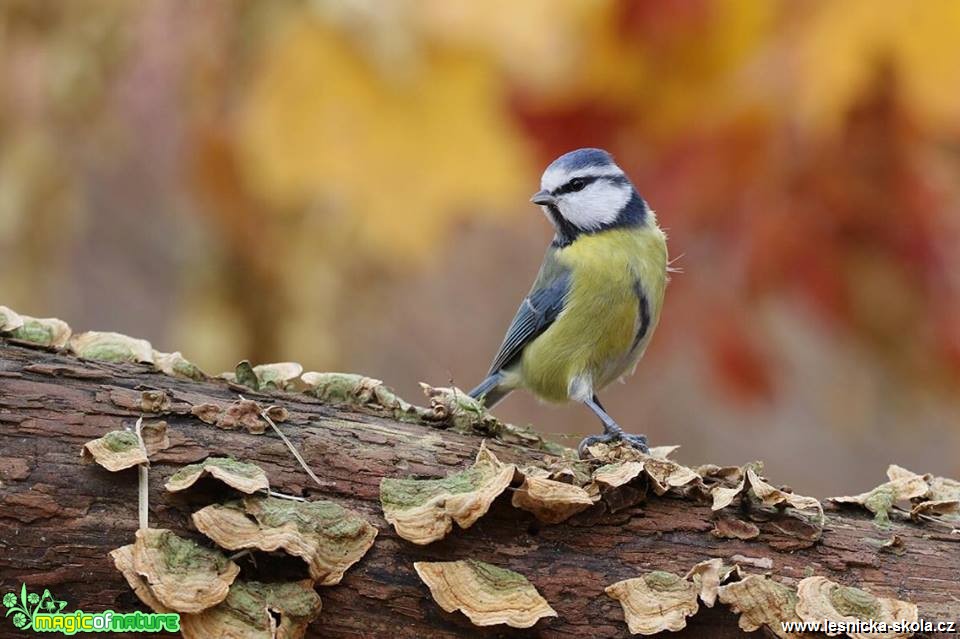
[111,528,240,614]
[414,560,556,628]
[68,331,154,364]
[0,306,24,332]
[581,443,700,496]
[795,576,918,639]
[253,362,304,390]
[712,468,821,513]
[380,441,514,544]
[591,461,646,489]
[190,400,286,434]
[302,372,427,422]
[165,457,270,494]
[606,571,700,635]
[3,314,72,348]
[511,476,594,523]
[228,360,303,392]
[153,350,205,380]
[684,558,740,608]
[832,464,960,525]
[82,430,148,471]
[192,495,377,586]
[179,579,322,639]
[717,575,804,639]
[418,384,500,433]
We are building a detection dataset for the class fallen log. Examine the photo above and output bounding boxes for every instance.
[1,339,958,639]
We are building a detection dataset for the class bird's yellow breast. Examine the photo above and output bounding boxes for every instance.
[518,225,668,402]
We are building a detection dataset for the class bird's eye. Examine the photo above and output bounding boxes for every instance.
[568,178,587,192]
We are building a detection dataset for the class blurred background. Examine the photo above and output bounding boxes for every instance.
[2,0,959,495]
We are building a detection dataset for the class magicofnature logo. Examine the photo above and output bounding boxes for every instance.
[3,585,67,631]
[3,584,179,635]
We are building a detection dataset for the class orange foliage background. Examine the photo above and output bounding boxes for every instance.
[2,0,959,494]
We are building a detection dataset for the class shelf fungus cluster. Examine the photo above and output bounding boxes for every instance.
[192,495,377,585]
[1,305,564,455]
[380,438,823,550]
[380,441,514,545]
[831,464,960,526]
[606,560,918,638]
[112,537,321,639]
[0,306,205,378]
[93,432,374,639]
[605,559,741,635]
[795,577,917,639]
[222,360,304,392]
[414,560,557,628]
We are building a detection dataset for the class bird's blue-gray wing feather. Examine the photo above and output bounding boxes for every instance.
[487,270,570,375]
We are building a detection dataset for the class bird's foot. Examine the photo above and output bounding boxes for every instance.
[577,427,649,459]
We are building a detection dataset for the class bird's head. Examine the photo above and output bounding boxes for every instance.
[531,148,647,245]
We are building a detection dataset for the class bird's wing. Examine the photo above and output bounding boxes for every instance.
[487,263,570,375]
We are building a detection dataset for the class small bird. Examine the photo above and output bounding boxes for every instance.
[469,148,668,458]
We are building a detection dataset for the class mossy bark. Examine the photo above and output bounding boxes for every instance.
[0,341,958,638]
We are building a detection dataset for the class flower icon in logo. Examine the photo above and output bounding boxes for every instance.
[42,599,58,613]
[12,612,27,629]
[26,593,39,605]
[1,593,16,608]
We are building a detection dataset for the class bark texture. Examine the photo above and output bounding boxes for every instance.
[0,340,958,639]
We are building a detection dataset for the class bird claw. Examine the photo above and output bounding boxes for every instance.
[577,430,649,459]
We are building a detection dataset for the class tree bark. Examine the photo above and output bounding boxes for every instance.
[0,340,958,639]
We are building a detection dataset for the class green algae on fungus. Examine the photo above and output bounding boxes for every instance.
[717,575,804,639]
[420,384,570,454]
[7,315,72,348]
[68,331,154,364]
[81,430,147,471]
[113,545,319,639]
[795,576,917,639]
[153,350,205,380]
[605,570,700,635]
[253,362,303,390]
[192,495,377,586]
[380,441,514,545]
[166,457,269,494]
[232,360,259,390]
[179,579,321,639]
[301,372,428,423]
[124,528,239,614]
[414,560,556,628]
[830,466,929,525]
[419,383,500,433]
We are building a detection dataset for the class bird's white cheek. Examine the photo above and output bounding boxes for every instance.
[560,185,630,229]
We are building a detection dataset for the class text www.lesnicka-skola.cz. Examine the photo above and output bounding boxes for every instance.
[781,619,956,634]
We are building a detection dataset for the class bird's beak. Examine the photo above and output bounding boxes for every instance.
[530,190,556,206]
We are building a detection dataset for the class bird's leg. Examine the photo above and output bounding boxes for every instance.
[577,395,649,458]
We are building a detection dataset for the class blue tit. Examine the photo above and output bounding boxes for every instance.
[469,148,668,458]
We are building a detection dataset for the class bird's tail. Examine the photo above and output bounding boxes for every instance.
[468,373,512,409]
